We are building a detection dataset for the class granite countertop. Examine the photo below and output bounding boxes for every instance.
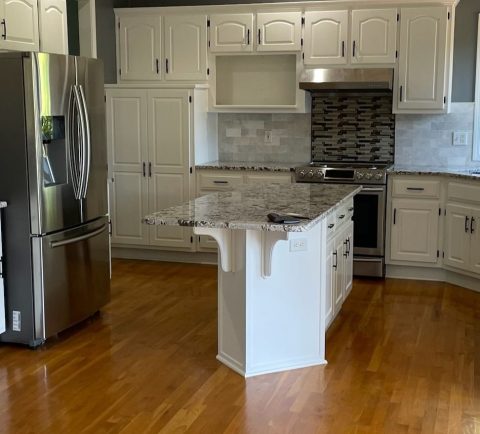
[0,202,6,208]
[195,161,308,173]
[389,165,480,181]
[145,183,360,233]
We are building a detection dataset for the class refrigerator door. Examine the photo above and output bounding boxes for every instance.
[26,52,87,235]
[75,56,109,223]
[32,216,110,340]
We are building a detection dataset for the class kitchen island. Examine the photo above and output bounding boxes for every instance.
[145,184,360,377]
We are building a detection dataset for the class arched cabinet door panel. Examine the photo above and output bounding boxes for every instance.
[0,0,39,51]
[304,10,348,65]
[209,13,253,53]
[39,0,68,54]
[256,12,302,52]
[351,8,397,64]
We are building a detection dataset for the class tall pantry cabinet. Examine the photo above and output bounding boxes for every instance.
[106,87,211,251]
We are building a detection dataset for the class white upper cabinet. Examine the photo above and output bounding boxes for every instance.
[164,15,207,81]
[256,11,302,52]
[38,0,68,54]
[209,13,253,53]
[351,8,397,64]
[304,10,348,65]
[118,15,162,82]
[0,0,39,51]
[396,7,448,112]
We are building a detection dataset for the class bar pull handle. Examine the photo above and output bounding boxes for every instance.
[399,85,403,102]
[165,58,169,74]
[148,162,152,178]
[465,216,470,233]
[213,180,229,184]
[1,19,6,40]
[406,187,425,191]
[333,251,337,269]
[393,208,397,225]
[347,238,351,255]
[78,85,91,199]
[353,40,356,57]
[143,162,146,177]
[470,217,475,234]
[338,214,345,220]
[342,40,345,57]
[50,224,108,248]
[343,240,348,257]
[328,223,335,229]
[247,29,250,45]
[156,58,159,74]
[258,29,261,45]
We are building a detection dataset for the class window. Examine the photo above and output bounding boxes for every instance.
[474,14,480,161]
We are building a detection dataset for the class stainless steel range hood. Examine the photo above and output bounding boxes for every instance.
[299,68,394,91]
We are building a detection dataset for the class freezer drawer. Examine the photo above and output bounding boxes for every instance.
[32,216,110,340]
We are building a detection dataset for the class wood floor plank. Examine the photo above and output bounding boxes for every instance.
[0,259,479,433]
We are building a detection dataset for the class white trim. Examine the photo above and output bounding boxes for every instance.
[474,14,480,161]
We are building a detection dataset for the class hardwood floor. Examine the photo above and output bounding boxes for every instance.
[0,259,479,433]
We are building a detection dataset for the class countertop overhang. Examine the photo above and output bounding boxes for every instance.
[145,183,360,233]
[388,166,480,181]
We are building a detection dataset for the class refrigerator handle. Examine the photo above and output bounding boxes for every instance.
[78,85,91,199]
[73,85,87,200]
[67,86,81,199]
[50,224,108,248]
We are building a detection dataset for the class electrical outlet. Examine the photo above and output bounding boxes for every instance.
[12,310,21,332]
[452,131,469,146]
[290,238,307,252]
[264,130,272,143]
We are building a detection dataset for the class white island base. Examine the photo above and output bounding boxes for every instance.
[194,221,327,378]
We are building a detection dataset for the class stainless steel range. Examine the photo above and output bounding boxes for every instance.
[295,162,390,277]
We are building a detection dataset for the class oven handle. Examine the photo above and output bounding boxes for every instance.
[361,187,385,192]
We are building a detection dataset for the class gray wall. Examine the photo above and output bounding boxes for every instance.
[99,0,478,101]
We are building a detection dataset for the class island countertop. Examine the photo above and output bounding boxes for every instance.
[145,183,360,233]
[195,161,307,173]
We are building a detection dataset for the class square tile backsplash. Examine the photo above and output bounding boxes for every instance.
[218,113,311,163]
[311,91,395,163]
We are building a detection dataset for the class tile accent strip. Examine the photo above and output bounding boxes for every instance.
[311,91,395,163]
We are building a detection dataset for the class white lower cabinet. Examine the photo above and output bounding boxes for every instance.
[444,203,480,275]
[390,198,440,263]
[325,212,354,329]
[107,88,194,251]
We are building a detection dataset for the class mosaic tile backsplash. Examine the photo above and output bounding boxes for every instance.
[218,113,311,163]
[311,91,395,163]
[395,103,477,168]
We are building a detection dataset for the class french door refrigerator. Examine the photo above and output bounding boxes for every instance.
[0,52,110,347]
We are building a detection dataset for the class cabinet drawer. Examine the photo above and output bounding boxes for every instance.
[245,173,292,184]
[198,173,244,190]
[392,178,441,198]
[447,182,480,205]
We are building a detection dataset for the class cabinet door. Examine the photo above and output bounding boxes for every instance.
[147,90,192,249]
[325,238,335,328]
[209,13,253,53]
[390,199,439,263]
[304,10,348,65]
[106,90,150,246]
[118,15,162,82]
[444,204,471,271]
[343,222,354,297]
[38,0,68,54]
[333,234,345,314]
[0,0,39,51]
[256,12,302,52]
[351,9,397,64]
[397,7,448,111]
[469,207,480,275]
[164,15,207,81]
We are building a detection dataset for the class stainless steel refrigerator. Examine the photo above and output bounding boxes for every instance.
[0,52,110,347]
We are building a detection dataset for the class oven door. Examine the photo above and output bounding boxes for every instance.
[353,186,386,257]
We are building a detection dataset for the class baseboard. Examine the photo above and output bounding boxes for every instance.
[386,265,480,292]
[112,247,218,265]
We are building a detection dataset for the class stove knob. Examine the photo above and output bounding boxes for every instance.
[356,172,364,180]
[308,170,315,178]
[375,173,383,180]
[315,170,324,178]
[299,170,306,178]
[365,173,373,180]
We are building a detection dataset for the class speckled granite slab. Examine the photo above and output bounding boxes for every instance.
[389,166,480,181]
[195,161,308,173]
[0,202,6,208]
[145,184,360,233]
